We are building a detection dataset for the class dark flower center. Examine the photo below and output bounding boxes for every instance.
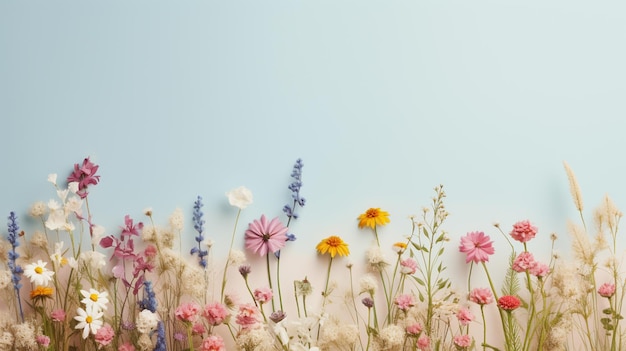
[262,233,270,242]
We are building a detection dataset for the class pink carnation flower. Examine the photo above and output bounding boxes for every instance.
[203,302,229,326]
[469,287,494,305]
[512,252,536,272]
[200,335,226,351]
[253,287,274,304]
[453,334,472,348]
[245,215,288,256]
[394,293,415,311]
[417,335,431,350]
[175,302,201,323]
[598,282,616,298]
[118,342,136,351]
[236,303,260,329]
[192,322,206,335]
[497,295,521,311]
[400,257,418,274]
[509,220,538,243]
[94,324,115,346]
[459,231,494,263]
[51,309,66,322]
[406,323,423,336]
[456,307,474,326]
[530,261,550,277]
[36,335,50,347]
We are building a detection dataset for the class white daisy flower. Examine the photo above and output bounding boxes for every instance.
[23,260,54,286]
[80,288,109,312]
[74,305,104,339]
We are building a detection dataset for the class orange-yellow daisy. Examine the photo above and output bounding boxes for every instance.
[392,242,407,253]
[316,236,350,258]
[30,286,54,300]
[358,208,390,229]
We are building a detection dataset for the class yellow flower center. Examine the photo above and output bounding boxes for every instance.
[365,208,380,218]
[86,316,93,324]
[34,266,43,274]
[90,293,99,302]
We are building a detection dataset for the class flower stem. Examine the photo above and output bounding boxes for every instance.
[221,209,241,303]
[266,253,276,311]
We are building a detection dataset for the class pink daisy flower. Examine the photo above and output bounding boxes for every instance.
[459,231,495,263]
[245,215,288,256]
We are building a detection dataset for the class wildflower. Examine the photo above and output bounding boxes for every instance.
[469,287,494,305]
[379,325,404,348]
[118,342,136,351]
[155,321,166,351]
[269,310,286,323]
[244,215,288,256]
[362,297,374,308]
[359,275,378,295]
[509,220,538,243]
[138,281,157,313]
[228,249,246,266]
[358,208,390,229]
[203,302,229,326]
[74,305,104,339]
[598,282,616,298]
[135,309,159,334]
[316,236,350,257]
[226,186,253,209]
[497,295,521,311]
[169,208,184,231]
[530,261,550,277]
[453,335,472,349]
[400,257,418,274]
[67,157,100,198]
[80,288,109,312]
[512,252,537,272]
[239,264,251,278]
[283,158,306,219]
[30,286,53,300]
[200,335,226,351]
[459,231,495,263]
[394,293,415,311]
[29,202,46,217]
[392,242,407,253]
[94,324,115,347]
[175,302,201,323]
[12,322,36,349]
[192,322,206,334]
[366,245,388,270]
[253,287,274,304]
[190,196,208,268]
[36,335,50,347]
[417,335,431,350]
[23,260,54,286]
[406,323,423,336]
[456,307,474,326]
[236,303,261,329]
[51,309,66,322]
[294,277,313,296]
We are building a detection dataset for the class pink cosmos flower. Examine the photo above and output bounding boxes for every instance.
[406,323,423,336]
[118,342,136,351]
[245,215,289,256]
[394,293,415,311]
[456,307,474,326]
[509,220,538,243]
[400,257,418,274]
[67,157,100,198]
[200,335,226,351]
[459,231,495,263]
[530,261,550,277]
[497,295,521,311]
[94,324,115,346]
[51,309,66,322]
[469,287,494,305]
[598,282,616,298]
[453,335,472,348]
[236,303,260,329]
[203,302,229,326]
[175,302,201,323]
[36,335,50,347]
[417,335,431,350]
[512,252,536,272]
[253,287,274,304]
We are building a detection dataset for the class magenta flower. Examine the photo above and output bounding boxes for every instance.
[244,215,288,256]
[67,157,100,198]
[598,282,616,298]
[469,287,494,305]
[459,231,495,263]
[509,220,538,243]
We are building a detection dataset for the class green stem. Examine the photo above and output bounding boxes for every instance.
[277,255,284,311]
[481,305,487,351]
[266,253,275,311]
[221,209,241,303]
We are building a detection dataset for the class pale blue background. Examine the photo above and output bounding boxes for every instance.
[2,1,626,276]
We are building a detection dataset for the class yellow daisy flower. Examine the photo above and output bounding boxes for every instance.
[30,286,54,300]
[316,236,350,258]
[358,208,390,229]
[392,242,407,253]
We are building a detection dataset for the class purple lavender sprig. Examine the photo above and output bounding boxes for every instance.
[190,196,208,268]
[7,211,24,322]
[154,321,167,351]
[283,158,306,223]
[138,280,157,313]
